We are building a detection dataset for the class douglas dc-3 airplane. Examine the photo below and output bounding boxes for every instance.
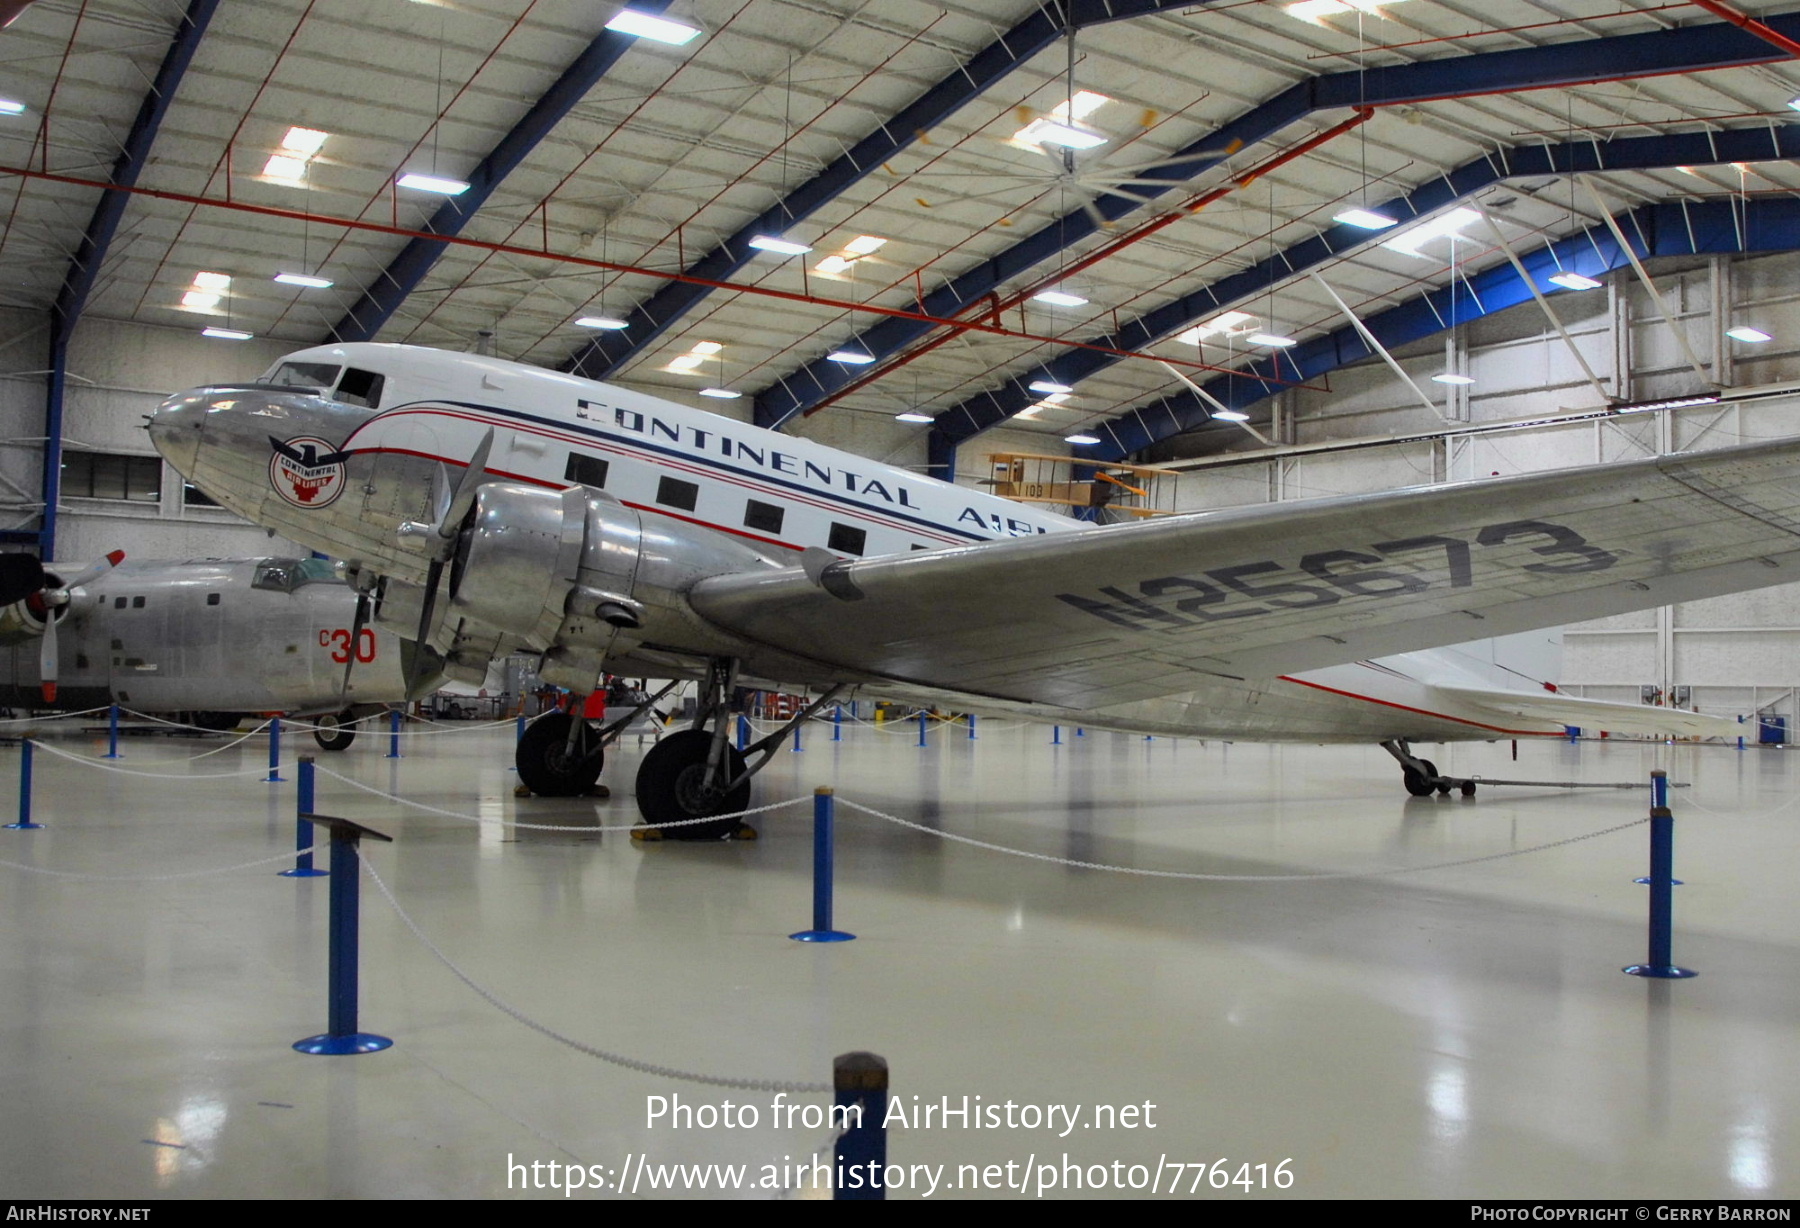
[147,343,1790,837]
[0,552,430,749]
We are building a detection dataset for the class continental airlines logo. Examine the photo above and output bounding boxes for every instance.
[269,436,351,509]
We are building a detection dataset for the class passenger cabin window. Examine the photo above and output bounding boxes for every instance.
[131,596,145,609]
[335,367,385,408]
[113,597,126,609]
[744,500,784,535]
[828,523,867,556]
[266,361,340,391]
[565,453,609,490]
[206,593,221,606]
[656,477,698,512]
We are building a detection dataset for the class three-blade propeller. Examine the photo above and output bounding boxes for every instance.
[8,550,126,702]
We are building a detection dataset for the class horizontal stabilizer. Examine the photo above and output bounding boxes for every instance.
[1429,684,1743,739]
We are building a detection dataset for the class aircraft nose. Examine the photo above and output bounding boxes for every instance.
[146,390,217,476]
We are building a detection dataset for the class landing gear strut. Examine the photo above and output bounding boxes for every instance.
[1381,739,1476,798]
[514,679,681,798]
[633,658,844,841]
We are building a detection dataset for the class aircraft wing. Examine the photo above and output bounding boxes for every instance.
[689,436,1800,710]
[1426,685,1743,739]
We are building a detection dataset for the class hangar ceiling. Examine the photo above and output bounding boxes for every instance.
[6,0,1800,468]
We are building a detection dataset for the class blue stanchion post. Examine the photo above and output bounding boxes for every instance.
[1076,727,1083,737]
[294,814,395,1055]
[792,787,854,943]
[1625,770,1696,980]
[266,716,285,783]
[792,721,803,752]
[832,705,842,742]
[385,709,401,759]
[736,713,749,751]
[104,703,120,759]
[1737,714,1746,751]
[7,739,41,829]
[833,1052,888,1201]
[1052,724,1061,745]
[916,710,928,747]
[967,713,976,740]
[281,756,328,878]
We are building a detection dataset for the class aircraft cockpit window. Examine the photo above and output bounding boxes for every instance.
[252,559,301,592]
[266,361,340,392]
[335,367,385,409]
[293,557,345,588]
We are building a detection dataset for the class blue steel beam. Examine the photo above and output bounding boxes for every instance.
[563,0,1208,382]
[1081,196,1800,462]
[754,13,1800,431]
[329,0,677,343]
[44,0,218,558]
[933,123,1800,455]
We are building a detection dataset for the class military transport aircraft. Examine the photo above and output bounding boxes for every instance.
[148,343,1786,837]
[0,553,431,749]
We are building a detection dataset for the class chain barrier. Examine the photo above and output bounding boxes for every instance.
[314,764,810,833]
[25,737,275,779]
[0,705,112,727]
[836,798,1649,882]
[356,847,830,1093]
[1665,786,1800,821]
[0,849,302,881]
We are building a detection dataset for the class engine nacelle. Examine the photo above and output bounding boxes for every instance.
[439,481,782,691]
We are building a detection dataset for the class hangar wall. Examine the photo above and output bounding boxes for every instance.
[1150,250,1800,725]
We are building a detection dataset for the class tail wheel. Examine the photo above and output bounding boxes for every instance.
[312,710,357,752]
[635,728,750,840]
[515,711,604,797]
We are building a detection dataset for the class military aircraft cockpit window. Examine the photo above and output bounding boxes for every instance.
[293,557,346,588]
[265,361,340,392]
[252,559,300,592]
[335,367,385,409]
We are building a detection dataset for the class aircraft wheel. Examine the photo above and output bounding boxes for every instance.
[1460,780,1477,797]
[188,710,242,732]
[312,710,357,752]
[635,728,750,841]
[1402,762,1437,798]
[516,712,604,797]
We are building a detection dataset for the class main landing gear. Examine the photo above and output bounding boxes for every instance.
[515,680,682,799]
[1381,739,1478,798]
[633,658,844,842]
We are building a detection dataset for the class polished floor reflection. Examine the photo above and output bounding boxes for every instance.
[2,715,1796,1199]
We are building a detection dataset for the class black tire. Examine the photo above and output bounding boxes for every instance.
[1460,780,1477,797]
[516,712,604,797]
[312,710,357,752]
[635,728,750,840]
[188,710,242,732]
[1426,760,1452,796]
[1402,763,1436,797]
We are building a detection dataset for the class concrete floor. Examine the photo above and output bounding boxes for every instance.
[1,713,1796,1200]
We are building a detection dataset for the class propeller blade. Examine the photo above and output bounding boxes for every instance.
[39,610,56,703]
[0,554,45,606]
[408,558,445,695]
[342,590,372,695]
[59,549,125,591]
[437,428,495,551]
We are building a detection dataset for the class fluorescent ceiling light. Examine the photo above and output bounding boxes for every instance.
[690,340,722,355]
[281,126,329,154]
[1032,290,1089,307]
[844,235,887,255]
[575,315,628,329]
[1013,91,1109,146]
[192,271,231,290]
[202,327,254,340]
[815,256,853,275]
[263,154,308,181]
[666,354,706,371]
[699,388,741,399]
[1380,206,1480,258]
[748,235,812,256]
[827,350,875,364]
[1211,409,1250,422]
[1548,271,1601,291]
[1789,95,1800,112]
[1039,392,1072,404]
[1432,373,1475,385]
[1615,394,1721,413]
[275,272,333,288]
[1288,0,1407,21]
[1727,326,1772,342]
[0,99,26,116]
[1177,310,1255,344]
[397,172,470,195]
[1031,121,1107,150]
[1334,208,1398,230]
[895,412,934,424]
[1064,434,1101,445]
[181,291,221,310]
[1028,380,1073,394]
[605,8,702,44]
[1248,333,1296,347]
